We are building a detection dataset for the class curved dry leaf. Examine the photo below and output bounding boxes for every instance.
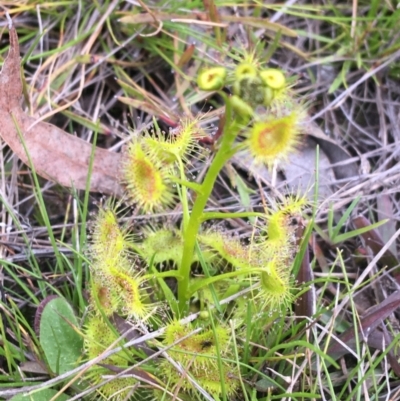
[327,291,400,362]
[352,215,399,271]
[232,136,335,201]
[0,23,124,196]
[305,117,359,180]
[294,226,315,320]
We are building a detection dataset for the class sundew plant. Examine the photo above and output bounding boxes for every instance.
[2,2,400,401]
[79,53,312,400]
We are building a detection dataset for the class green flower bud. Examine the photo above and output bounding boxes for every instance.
[263,86,274,107]
[232,80,241,97]
[197,67,227,91]
[238,75,265,106]
[230,95,254,119]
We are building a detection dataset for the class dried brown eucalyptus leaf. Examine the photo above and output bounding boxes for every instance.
[0,22,123,196]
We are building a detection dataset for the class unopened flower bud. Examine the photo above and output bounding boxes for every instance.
[230,95,254,119]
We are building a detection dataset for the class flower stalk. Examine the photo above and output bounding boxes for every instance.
[177,97,241,314]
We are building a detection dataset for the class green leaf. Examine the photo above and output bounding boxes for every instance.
[61,109,110,135]
[331,196,360,240]
[333,219,388,244]
[255,377,278,392]
[328,71,343,94]
[150,265,179,318]
[234,174,256,223]
[39,297,83,375]
[10,389,70,401]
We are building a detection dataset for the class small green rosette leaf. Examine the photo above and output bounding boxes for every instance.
[39,297,83,375]
[10,389,70,401]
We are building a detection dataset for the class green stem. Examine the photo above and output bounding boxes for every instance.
[178,104,241,314]
[176,158,190,230]
[201,211,265,222]
[170,176,203,194]
[143,270,183,280]
[188,268,256,295]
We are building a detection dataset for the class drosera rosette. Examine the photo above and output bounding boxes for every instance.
[122,140,175,212]
[158,319,239,398]
[83,313,137,400]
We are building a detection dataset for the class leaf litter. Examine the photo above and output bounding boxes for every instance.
[0,20,123,196]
